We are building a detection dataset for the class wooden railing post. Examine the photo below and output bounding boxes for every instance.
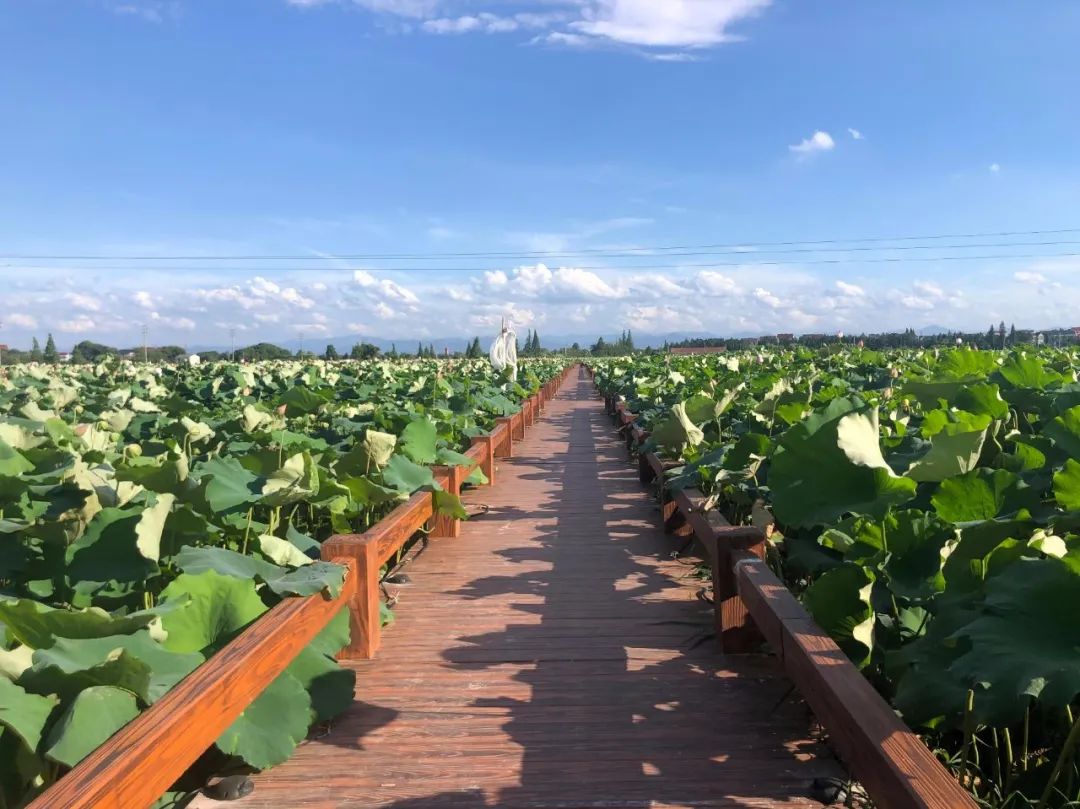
[470,434,495,485]
[494,417,514,458]
[430,465,464,539]
[711,526,767,653]
[321,536,380,659]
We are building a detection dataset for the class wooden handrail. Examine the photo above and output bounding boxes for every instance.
[29,372,573,809]
[735,558,978,809]
[28,558,358,809]
[601,389,978,809]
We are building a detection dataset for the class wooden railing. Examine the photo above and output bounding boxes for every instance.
[30,366,574,809]
[597,381,978,809]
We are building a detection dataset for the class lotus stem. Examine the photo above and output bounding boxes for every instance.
[958,689,975,789]
[1035,707,1080,809]
[1002,726,1015,796]
[1023,705,1030,773]
[241,507,253,555]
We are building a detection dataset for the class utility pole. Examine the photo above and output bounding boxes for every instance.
[141,324,149,363]
[298,331,305,357]
[229,327,237,361]
[0,319,4,367]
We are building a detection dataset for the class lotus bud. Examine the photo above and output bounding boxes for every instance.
[883,387,893,400]
[277,404,287,415]
[889,367,899,379]
[902,397,911,412]
[126,444,143,457]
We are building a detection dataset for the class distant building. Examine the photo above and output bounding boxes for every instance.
[776,333,795,343]
[58,352,72,362]
[668,346,727,355]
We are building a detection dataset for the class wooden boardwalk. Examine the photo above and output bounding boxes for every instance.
[207,368,837,808]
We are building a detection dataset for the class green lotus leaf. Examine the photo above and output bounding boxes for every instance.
[802,563,875,667]
[215,670,311,769]
[340,475,406,507]
[1054,458,1080,512]
[66,506,162,591]
[195,456,262,513]
[280,386,329,415]
[998,353,1064,390]
[400,419,438,464]
[953,382,1009,419]
[1044,404,1080,458]
[172,546,344,598]
[158,570,267,654]
[771,399,915,527]
[0,439,34,477]
[259,534,313,567]
[284,607,354,723]
[0,598,180,650]
[948,558,1080,725]
[44,685,139,768]
[261,451,319,506]
[650,402,704,453]
[382,454,438,494]
[931,468,1038,523]
[0,677,58,751]
[905,428,987,483]
[433,489,468,520]
[240,404,274,433]
[942,518,1035,593]
[25,631,201,704]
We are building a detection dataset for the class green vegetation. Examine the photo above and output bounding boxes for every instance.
[0,355,566,806]
[593,345,1080,807]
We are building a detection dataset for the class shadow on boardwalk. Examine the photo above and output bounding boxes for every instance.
[388,371,835,808]
[219,370,837,809]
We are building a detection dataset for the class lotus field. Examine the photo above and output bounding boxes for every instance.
[593,346,1080,808]
[0,356,566,807]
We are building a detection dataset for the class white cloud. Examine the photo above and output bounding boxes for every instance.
[569,0,772,49]
[133,291,155,308]
[65,292,103,312]
[913,280,946,300]
[353,270,377,287]
[789,130,835,156]
[989,163,1001,173]
[835,280,865,297]
[694,270,739,296]
[1014,271,1047,284]
[484,270,509,288]
[8,313,38,328]
[108,1,178,24]
[281,287,316,309]
[149,312,196,330]
[250,276,281,297]
[753,287,783,309]
[424,12,524,34]
[847,127,864,140]
[299,0,771,57]
[57,316,96,332]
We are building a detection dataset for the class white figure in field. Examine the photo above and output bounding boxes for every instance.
[489,319,518,382]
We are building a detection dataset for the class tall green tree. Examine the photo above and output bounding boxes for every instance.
[43,333,58,363]
[324,344,340,360]
[30,337,42,362]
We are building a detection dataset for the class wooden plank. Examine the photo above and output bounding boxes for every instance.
[29,560,357,809]
[217,366,837,809]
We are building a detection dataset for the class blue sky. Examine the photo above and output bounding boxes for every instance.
[2,1,1080,348]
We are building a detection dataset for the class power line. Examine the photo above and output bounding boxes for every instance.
[5,250,1080,273]
[2,227,1079,262]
